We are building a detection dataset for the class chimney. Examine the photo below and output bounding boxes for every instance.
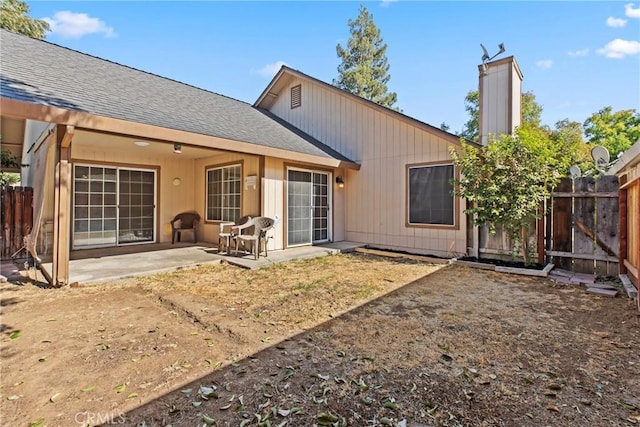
[478,56,523,145]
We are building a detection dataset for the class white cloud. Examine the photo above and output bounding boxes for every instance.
[606,16,627,27]
[381,0,399,7]
[254,61,288,78]
[625,3,640,18]
[597,38,640,58]
[43,11,116,38]
[568,48,589,57]
[536,59,553,69]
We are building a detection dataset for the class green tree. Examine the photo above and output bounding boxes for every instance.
[1,148,21,186]
[451,125,562,265]
[0,0,50,39]
[460,90,542,141]
[547,119,592,174]
[334,4,397,109]
[583,107,640,159]
[460,90,479,141]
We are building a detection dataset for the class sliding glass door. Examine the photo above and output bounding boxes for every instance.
[73,164,156,249]
[287,168,330,247]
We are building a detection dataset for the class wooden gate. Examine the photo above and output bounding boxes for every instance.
[1,186,33,258]
[547,176,619,275]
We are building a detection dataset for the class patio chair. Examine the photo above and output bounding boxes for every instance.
[218,215,252,254]
[170,211,200,244]
[234,216,275,260]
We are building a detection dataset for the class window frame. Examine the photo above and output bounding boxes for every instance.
[405,161,458,229]
[205,162,242,223]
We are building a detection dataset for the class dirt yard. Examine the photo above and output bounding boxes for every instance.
[1,253,639,427]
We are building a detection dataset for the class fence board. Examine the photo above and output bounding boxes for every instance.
[552,178,573,270]
[1,186,34,258]
[573,177,596,273]
[596,176,620,276]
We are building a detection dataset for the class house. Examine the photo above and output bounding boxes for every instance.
[609,138,640,300]
[0,29,516,286]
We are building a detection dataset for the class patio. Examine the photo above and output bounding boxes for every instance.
[33,241,365,285]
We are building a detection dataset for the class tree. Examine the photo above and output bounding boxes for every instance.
[583,107,640,159]
[451,125,563,265]
[547,119,592,174]
[1,149,21,186]
[0,0,50,39]
[460,90,479,141]
[334,4,397,109]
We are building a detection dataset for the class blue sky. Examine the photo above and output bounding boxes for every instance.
[27,1,640,134]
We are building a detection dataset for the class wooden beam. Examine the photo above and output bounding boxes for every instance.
[551,191,618,198]
[574,219,617,257]
[52,160,71,286]
[59,125,74,148]
[619,189,627,274]
[546,250,619,263]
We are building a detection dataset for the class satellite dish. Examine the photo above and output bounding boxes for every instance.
[591,146,610,171]
[569,165,581,179]
[480,43,490,62]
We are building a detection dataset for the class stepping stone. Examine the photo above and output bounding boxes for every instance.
[588,283,618,290]
[550,276,577,285]
[586,287,617,297]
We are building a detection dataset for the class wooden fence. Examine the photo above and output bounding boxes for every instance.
[1,186,33,259]
[472,175,620,275]
[548,175,619,276]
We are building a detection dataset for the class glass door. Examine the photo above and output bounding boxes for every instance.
[73,166,117,248]
[73,165,156,249]
[286,169,330,247]
[118,169,155,244]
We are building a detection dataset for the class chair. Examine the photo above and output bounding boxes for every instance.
[170,212,200,244]
[218,215,252,254]
[234,216,275,260]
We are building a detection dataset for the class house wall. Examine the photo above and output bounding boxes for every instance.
[262,157,345,251]
[267,77,467,257]
[72,138,197,244]
[194,153,261,245]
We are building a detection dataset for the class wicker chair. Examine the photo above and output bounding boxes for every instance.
[218,215,252,254]
[170,212,200,244]
[234,216,275,260]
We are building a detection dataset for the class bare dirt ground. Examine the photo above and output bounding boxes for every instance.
[1,253,639,427]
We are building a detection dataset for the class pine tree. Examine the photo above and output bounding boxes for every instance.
[334,5,397,109]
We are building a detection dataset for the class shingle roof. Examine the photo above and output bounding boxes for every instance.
[0,29,354,163]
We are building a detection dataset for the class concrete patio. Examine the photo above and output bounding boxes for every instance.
[31,241,365,285]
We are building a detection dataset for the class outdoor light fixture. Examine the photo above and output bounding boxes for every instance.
[335,176,345,188]
[173,143,182,154]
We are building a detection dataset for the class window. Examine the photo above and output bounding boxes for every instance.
[407,163,455,226]
[291,84,301,109]
[206,164,241,222]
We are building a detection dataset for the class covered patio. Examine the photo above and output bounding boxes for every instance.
[30,241,365,285]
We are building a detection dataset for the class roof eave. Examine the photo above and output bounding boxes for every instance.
[1,98,360,170]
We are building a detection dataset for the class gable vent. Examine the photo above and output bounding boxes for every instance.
[290,84,301,109]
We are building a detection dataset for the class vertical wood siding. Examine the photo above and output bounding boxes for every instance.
[268,78,467,257]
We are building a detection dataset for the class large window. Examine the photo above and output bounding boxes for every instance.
[407,163,455,226]
[206,164,241,222]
